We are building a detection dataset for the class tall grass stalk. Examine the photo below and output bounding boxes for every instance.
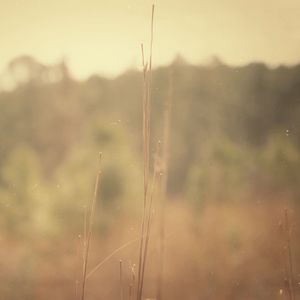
[136,5,155,300]
[119,260,124,300]
[284,208,295,300]
[129,263,136,300]
[80,153,102,300]
[139,141,161,299]
[136,43,148,300]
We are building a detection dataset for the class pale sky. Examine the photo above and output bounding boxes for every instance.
[1,0,300,79]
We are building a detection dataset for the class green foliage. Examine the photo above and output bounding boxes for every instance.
[186,139,253,210]
[51,121,143,234]
[257,133,300,194]
[0,145,53,236]
[1,56,300,235]
[187,133,300,210]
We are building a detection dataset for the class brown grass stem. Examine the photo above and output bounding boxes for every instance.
[119,260,124,300]
[284,208,295,300]
[87,237,143,279]
[139,142,161,300]
[136,5,155,300]
[80,153,102,300]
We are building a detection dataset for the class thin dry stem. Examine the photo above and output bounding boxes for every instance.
[136,42,149,299]
[120,260,124,300]
[139,142,161,299]
[80,153,102,300]
[129,263,136,300]
[284,208,295,300]
[87,237,141,279]
[137,5,155,300]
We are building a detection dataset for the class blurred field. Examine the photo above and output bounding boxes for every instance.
[0,201,299,300]
[0,56,300,299]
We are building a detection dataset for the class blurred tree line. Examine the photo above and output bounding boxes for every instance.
[0,55,300,235]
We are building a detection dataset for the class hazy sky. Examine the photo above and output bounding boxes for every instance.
[1,0,300,78]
